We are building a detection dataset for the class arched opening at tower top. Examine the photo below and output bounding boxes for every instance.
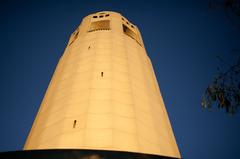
[122,24,141,46]
[88,20,110,32]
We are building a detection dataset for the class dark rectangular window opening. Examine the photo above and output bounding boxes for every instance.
[122,24,141,46]
[73,120,77,128]
[101,72,104,77]
[88,20,110,32]
[69,31,79,46]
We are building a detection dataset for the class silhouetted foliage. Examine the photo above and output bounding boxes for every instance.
[208,0,240,30]
[202,51,240,114]
[202,1,240,114]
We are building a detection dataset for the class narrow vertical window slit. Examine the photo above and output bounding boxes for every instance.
[73,120,77,128]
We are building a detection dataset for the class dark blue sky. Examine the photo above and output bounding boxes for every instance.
[1,0,240,158]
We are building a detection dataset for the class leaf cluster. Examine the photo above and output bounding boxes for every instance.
[202,55,240,114]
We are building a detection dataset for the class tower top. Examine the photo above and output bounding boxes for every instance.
[86,11,134,25]
[68,11,145,48]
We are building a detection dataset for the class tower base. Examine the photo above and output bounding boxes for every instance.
[0,149,180,159]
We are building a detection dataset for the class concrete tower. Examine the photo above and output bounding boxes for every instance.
[24,11,181,159]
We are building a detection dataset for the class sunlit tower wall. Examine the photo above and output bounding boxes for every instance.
[24,11,181,159]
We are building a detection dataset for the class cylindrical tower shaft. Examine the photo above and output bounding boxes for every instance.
[24,11,181,159]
